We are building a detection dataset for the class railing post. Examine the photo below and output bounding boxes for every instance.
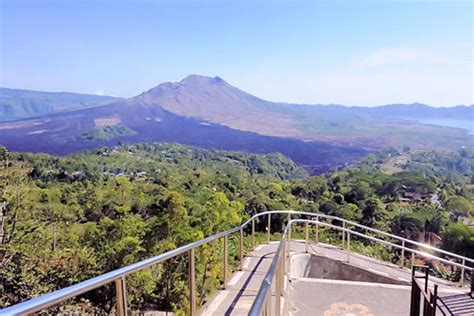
[288,222,292,253]
[267,213,271,243]
[282,238,286,282]
[347,232,351,263]
[305,222,309,253]
[287,213,291,245]
[266,290,272,316]
[223,235,228,289]
[240,227,244,271]
[287,222,292,281]
[411,252,415,267]
[115,276,128,316]
[189,248,196,316]
[252,218,255,249]
[342,221,346,249]
[281,248,286,309]
[432,284,438,316]
[460,258,466,286]
[470,270,473,296]
[401,240,405,267]
[263,295,269,316]
[315,215,319,244]
[275,256,282,316]
[410,266,420,316]
[424,267,429,292]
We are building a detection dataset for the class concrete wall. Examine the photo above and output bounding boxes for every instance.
[291,253,408,285]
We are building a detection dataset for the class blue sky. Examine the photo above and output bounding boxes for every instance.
[0,0,472,106]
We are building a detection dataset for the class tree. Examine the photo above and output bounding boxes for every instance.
[445,196,473,221]
[424,212,445,235]
[361,197,387,229]
[115,176,132,207]
[197,192,242,236]
[391,214,423,240]
[304,177,328,200]
[333,193,344,205]
[441,223,474,258]
[245,195,267,216]
[335,203,361,221]
[147,191,189,247]
[319,200,339,215]
[345,181,371,203]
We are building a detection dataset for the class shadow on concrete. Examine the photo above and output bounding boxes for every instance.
[224,251,275,316]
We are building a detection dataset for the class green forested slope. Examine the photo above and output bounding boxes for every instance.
[0,143,472,314]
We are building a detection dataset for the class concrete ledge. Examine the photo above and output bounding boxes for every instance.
[290,253,409,285]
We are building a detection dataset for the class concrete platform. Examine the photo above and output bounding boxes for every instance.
[200,240,467,315]
[289,278,412,315]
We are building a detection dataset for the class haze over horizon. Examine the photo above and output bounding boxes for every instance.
[1,0,473,107]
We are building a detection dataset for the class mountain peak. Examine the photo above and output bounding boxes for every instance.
[179,74,226,85]
[143,75,229,98]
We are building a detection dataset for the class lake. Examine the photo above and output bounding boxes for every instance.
[416,118,474,134]
[397,117,474,135]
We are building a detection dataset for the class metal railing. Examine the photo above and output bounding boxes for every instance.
[410,266,438,316]
[249,218,474,316]
[1,210,473,315]
[0,225,241,316]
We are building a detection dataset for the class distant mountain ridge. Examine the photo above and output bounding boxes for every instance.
[136,75,474,125]
[356,103,474,119]
[0,87,118,121]
[1,77,471,123]
[0,75,471,174]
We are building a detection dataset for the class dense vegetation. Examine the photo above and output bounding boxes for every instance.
[76,125,137,141]
[407,148,474,180]
[0,143,472,314]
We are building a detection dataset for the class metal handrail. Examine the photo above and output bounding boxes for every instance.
[1,210,472,315]
[410,266,438,316]
[0,226,240,315]
[249,218,474,316]
[302,219,472,270]
[248,210,474,264]
[250,224,289,315]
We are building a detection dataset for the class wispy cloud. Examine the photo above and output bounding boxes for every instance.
[94,89,105,96]
[354,46,469,69]
[356,47,423,67]
[230,44,473,107]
